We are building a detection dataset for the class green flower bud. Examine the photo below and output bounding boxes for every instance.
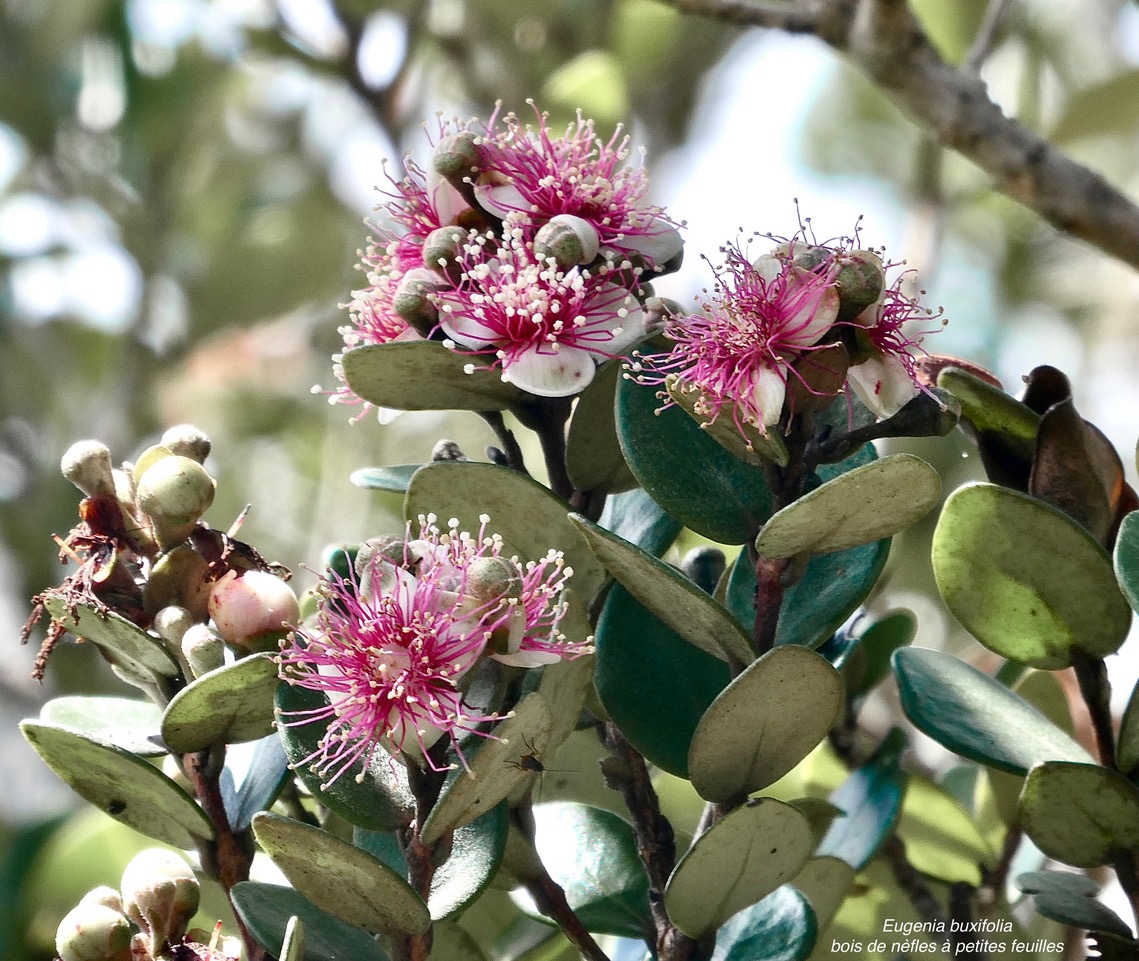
[835,249,885,320]
[160,424,211,464]
[208,569,300,653]
[61,441,116,498]
[55,902,132,961]
[136,456,215,527]
[534,214,600,269]
[422,225,469,283]
[120,848,200,954]
[392,267,445,337]
[432,130,480,182]
[181,623,226,677]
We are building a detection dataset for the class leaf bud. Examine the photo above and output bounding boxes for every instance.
[181,623,226,677]
[160,424,212,464]
[61,441,116,498]
[534,214,600,269]
[119,848,200,954]
[208,569,300,653]
[135,456,216,549]
[422,225,470,284]
[55,902,132,961]
[392,267,445,337]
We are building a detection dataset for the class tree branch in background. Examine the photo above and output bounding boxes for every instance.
[655,0,1139,272]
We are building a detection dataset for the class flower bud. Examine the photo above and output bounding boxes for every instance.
[431,130,480,183]
[136,456,215,548]
[431,439,468,462]
[534,214,600,269]
[422,225,469,283]
[209,569,300,653]
[835,250,885,321]
[61,441,116,498]
[154,605,194,647]
[160,424,211,464]
[392,267,445,337]
[464,555,521,603]
[181,623,226,677]
[120,848,199,954]
[55,902,132,961]
[78,886,124,914]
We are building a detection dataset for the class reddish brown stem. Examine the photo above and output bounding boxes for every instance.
[524,869,613,961]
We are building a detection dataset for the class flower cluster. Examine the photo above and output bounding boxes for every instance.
[277,515,588,785]
[633,232,943,446]
[324,103,681,417]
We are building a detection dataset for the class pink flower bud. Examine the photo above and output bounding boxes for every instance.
[209,570,300,653]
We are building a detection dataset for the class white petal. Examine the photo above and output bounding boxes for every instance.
[752,254,782,283]
[436,296,499,350]
[783,279,839,349]
[586,300,648,355]
[427,165,471,226]
[502,345,597,397]
[751,365,788,428]
[474,182,529,220]
[617,220,683,267]
[489,649,565,668]
[847,353,918,419]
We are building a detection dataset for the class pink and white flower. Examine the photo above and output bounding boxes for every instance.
[846,274,945,418]
[278,515,587,784]
[475,104,682,269]
[636,240,842,436]
[435,231,648,396]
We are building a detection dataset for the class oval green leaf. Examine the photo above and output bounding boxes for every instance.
[420,693,552,845]
[595,583,730,777]
[41,597,179,680]
[252,812,430,935]
[933,483,1131,668]
[665,798,814,938]
[754,454,940,558]
[615,372,774,544]
[342,341,525,411]
[1017,870,1133,938]
[711,886,817,961]
[275,683,415,831]
[161,653,279,753]
[817,729,907,870]
[40,695,164,756]
[516,801,651,938]
[896,775,994,885]
[597,487,682,557]
[231,882,389,961]
[405,461,605,602]
[565,358,637,494]
[356,804,507,921]
[19,721,213,847]
[688,647,843,802]
[725,538,889,650]
[570,513,753,663]
[1020,761,1139,868]
[350,464,423,494]
[790,856,855,931]
[893,647,1092,774]
[1113,510,1139,615]
[221,733,291,832]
